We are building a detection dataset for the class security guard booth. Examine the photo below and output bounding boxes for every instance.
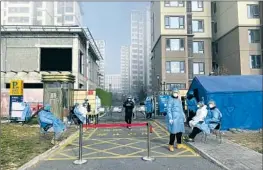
[42,73,75,120]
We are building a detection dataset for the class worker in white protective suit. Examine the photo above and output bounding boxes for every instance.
[189,101,208,129]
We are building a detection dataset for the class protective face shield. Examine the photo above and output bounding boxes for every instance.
[172,88,179,97]
[172,92,178,97]
[208,100,216,108]
[197,102,204,108]
[44,104,51,111]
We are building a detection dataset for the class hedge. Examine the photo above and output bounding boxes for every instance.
[96,88,112,106]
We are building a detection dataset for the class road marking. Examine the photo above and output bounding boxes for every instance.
[103,129,111,132]
[96,133,107,136]
[62,138,121,152]
[153,121,169,135]
[128,132,136,136]
[48,128,97,160]
[47,153,199,161]
[113,133,120,136]
[82,140,144,157]
[152,126,162,138]
[90,138,146,151]
[113,129,122,132]
[47,124,199,160]
[58,152,76,159]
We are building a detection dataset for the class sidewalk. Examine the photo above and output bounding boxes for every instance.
[154,118,263,170]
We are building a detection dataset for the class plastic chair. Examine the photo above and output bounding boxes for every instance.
[202,122,222,144]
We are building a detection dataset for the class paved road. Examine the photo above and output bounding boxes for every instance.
[29,113,223,170]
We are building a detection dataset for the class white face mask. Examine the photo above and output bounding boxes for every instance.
[173,93,178,97]
[209,104,214,108]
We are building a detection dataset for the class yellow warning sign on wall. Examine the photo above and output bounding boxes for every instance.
[10,80,24,96]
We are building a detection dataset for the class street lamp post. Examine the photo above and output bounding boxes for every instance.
[162,81,166,94]
[156,75,160,92]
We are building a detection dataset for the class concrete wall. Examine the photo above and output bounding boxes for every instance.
[212,2,239,40]
[238,1,260,26]
[151,1,161,49]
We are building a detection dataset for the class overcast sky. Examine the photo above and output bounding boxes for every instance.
[83,2,149,74]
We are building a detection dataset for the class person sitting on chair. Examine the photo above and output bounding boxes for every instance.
[189,101,208,129]
[36,104,66,144]
[186,100,222,142]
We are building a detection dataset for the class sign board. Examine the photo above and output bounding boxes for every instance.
[10,80,24,96]
[88,90,94,95]
[9,96,24,120]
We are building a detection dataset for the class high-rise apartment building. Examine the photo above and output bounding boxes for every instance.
[95,40,106,89]
[120,46,130,94]
[212,1,262,75]
[151,1,212,91]
[1,1,82,26]
[105,74,121,93]
[145,7,152,92]
[130,9,151,95]
[54,1,83,26]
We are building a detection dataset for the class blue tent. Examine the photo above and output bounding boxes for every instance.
[188,75,263,130]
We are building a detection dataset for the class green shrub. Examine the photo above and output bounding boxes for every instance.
[96,88,112,106]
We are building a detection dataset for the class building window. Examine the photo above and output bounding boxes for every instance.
[57,17,62,23]
[193,41,204,54]
[248,29,260,43]
[8,17,29,23]
[247,4,259,18]
[166,61,185,73]
[166,83,186,90]
[214,22,217,33]
[166,38,184,51]
[250,55,262,69]
[79,52,84,74]
[65,2,73,13]
[192,20,204,32]
[37,11,42,16]
[8,7,29,13]
[35,2,42,8]
[164,1,184,7]
[192,1,204,12]
[65,15,73,21]
[165,16,185,29]
[35,20,42,25]
[213,2,216,13]
[193,62,205,74]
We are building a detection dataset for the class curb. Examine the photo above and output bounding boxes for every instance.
[17,130,79,170]
[185,142,230,170]
[153,119,230,170]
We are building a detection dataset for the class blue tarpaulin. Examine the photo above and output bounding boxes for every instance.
[188,75,263,130]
